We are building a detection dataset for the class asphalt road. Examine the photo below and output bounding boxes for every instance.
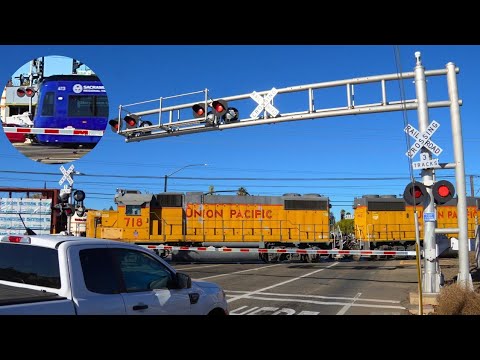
[170,255,419,315]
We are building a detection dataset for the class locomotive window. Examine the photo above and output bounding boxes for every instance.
[156,195,183,207]
[41,92,55,116]
[68,95,108,117]
[126,205,142,215]
[367,201,405,211]
[284,200,328,210]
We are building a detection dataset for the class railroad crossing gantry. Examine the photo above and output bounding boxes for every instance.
[111,52,472,294]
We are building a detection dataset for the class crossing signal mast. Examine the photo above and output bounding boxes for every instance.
[109,52,472,294]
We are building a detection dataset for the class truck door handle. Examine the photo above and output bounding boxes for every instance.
[132,304,149,311]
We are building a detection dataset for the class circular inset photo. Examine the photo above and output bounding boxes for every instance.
[0,55,109,164]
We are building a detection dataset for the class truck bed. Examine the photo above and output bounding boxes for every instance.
[0,283,65,306]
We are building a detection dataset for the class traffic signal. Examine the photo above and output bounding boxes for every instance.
[59,191,70,203]
[123,114,139,129]
[63,203,75,217]
[192,103,206,118]
[192,99,239,125]
[53,203,63,216]
[25,87,35,97]
[109,119,119,132]
[432,180,455,205]
[16,87,26,97]
[73,190,86,202]
[211,99,228,117]
[403,181,428,206]
[76,205,86,217]
[16,87,36,98]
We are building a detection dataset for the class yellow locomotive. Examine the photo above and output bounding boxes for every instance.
[87,191,334,261]
[353,194,479,251]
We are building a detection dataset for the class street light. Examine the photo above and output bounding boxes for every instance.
[164,164,207,192]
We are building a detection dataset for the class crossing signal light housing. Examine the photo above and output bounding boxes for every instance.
[192,103,206,118]
[432,180,455,205]
[403,182,428,206]
[16,87,26,98]
[109,119,119,132]
[53,203,63,216]
[222,107,239,123]
[25,87,35,97]
[17,87,36,98]
[124,114,139,129]
[76,205,86,217]
[73,190,86,202]
[211,99,228,117]
[63,204,75,217]
[59,191,70,203]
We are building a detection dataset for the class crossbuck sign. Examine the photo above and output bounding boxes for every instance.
[404,120,443,159]
[59,164,75,186]
[250,88,280,119]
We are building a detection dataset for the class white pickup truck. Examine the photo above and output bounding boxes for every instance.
[0,234,228,315]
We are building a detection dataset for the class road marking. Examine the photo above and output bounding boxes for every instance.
[197,264,282,280]
[229,306,319,315]
[175,264,223,271]
[227,262,339,303]
[224,290,401,303]
[230,295,406,310]
[336,292,362,315]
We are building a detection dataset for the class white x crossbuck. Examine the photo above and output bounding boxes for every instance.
[250,88,280,119]
[59,164,75,186]
[404,120,443,159]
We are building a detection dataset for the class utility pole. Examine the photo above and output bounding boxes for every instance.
[446,61,472,289]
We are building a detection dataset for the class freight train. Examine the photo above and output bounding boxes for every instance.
[85,190,479,262]
[352,194,479,252]
[86,191,334,262]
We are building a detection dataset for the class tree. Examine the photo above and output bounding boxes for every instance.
[237,187,249,196]
[336,219,354,235]
[340,209,346,220]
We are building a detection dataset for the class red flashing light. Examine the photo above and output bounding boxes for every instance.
[16,88,26,98]
[25,87,35,97]
[214,103,224,113]
[432,180,455,204]
[403,182,428,206]
[192,104,207,118]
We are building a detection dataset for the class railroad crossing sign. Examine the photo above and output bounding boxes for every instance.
[59,165,75,186]
[412,153,439,170]
[250,88,280,118]
[404,120,443,159]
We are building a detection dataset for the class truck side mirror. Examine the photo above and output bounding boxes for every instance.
[175,272,192,289]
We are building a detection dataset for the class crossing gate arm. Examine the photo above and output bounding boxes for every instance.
[141,244,417,256]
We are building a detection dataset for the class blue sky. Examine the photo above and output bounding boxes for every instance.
[0,45,479,220]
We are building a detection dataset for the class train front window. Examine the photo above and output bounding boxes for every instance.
[41,92,55,116]
[68,95,108,117]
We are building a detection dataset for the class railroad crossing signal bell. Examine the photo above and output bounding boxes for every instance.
[403,182,428,206]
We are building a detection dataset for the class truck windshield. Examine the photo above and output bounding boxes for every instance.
[0,244,61,289]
